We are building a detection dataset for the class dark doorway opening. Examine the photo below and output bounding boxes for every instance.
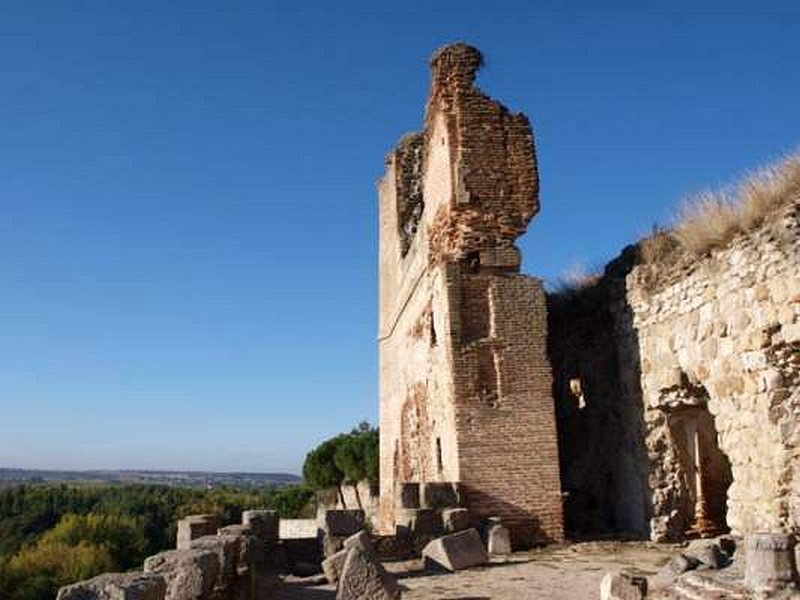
[668,403,733,537]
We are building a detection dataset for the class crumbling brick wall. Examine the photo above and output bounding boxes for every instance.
[378,44,563,548]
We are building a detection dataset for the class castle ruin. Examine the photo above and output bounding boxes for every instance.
[54,41,800,600]
[378,44,563,547]
[378,43,800,550]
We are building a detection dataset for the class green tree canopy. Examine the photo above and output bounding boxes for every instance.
[302,435,346,490]
[303,423,379,489]
[39,513,147,570]
[0,481,315,600]
[7,540,115,600]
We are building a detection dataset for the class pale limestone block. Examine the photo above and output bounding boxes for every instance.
[144,549,219,600]
[762,369,783,392]
[700,337,718,361]
[336,548,400,600]
[769,279,788,303]
[57,573,167,600]
[176,515,219,550]
[718,337,735,358]
[189,534,238,588]
[744,534,798,594]
[778,305,795,326]
[322,548,348,584]
[599,572,647,600]
[487,524,512,555]
[422,529,488,571]
[782,322,800,344]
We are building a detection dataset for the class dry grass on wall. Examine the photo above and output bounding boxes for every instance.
[641,151,800,262]
[639,227,680,264]
[553,263,602,296]
[548,263,606,312]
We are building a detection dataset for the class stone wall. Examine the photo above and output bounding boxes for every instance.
[57,510,281,600]
[378,43,563,548]
[630,201,800,540]
[551,200,800,542]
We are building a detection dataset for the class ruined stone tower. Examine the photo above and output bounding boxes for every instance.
[378,44,564,547]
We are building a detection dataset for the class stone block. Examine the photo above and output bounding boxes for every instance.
[217,524,250,537]
[744,533,798,594]
[372,534,414,561]
[322,548,348,584]
[599,572,647,600]
[394,482,420,509]
[340,485,361,510]
[685,539,727,569]
[242,510,278,542]
[323,533,344,558]
[57,573,167,600]
[442,508,471,533]
[221,528,257,578]
[420,482,460,509]
[144,549,219,600]
[487,524,511,555]
[189,534,239,587]
[658,553,700,579]
[321,509,365,536]
[279,518,319,540]
[337,548,400,600]
[395,508,442,537]
[343,530,376,556]
[782,323,800,344]
[176,515,220,550]
[422,528,488,572]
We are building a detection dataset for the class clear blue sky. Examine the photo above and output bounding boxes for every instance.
[1,1,798,473]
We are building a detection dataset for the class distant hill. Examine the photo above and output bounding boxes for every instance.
[0,468,301,488]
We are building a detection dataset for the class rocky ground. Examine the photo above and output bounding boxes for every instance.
[277,541,679,599]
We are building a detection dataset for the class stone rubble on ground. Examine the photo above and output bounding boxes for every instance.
[659,552,702,579]
[324,528,379,584]
[487,522,512,555]
[684,538,728,570]
[422,528,488,572]
[600,571,648,600]
[336,547,401,600]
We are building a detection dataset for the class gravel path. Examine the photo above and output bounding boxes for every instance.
[276,541,677,599]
